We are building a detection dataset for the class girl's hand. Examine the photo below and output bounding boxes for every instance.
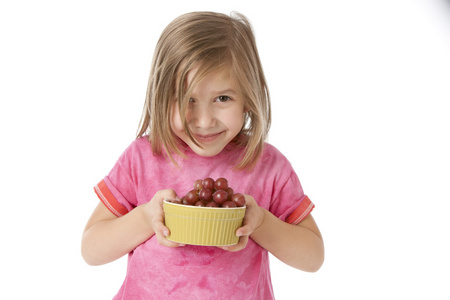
[218,195,264,252]
[144,189,186,248]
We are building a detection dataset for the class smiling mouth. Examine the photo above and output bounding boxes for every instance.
[194,132,223,142]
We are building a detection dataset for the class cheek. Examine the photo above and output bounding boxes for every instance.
[170,104,184,134]
[227,107,245,130]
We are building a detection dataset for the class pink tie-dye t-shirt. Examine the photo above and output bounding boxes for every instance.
[94,137,314,299]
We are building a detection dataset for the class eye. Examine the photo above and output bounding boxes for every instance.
[216,96,231,102]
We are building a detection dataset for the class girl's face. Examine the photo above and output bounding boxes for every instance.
[171,67,245,157]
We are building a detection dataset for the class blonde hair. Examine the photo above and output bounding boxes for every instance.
[137,11,271,170]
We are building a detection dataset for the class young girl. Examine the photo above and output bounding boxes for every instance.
[82,11,324,299]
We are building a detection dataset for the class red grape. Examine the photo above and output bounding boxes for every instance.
[202,178,215,190]
[206,201,219,207]
[231,193,245,207]
[182,197,192,205]
[199,188,213,202]
[185,190,199,205]
[214,178,228,190]
[195,200,206,207]
[194,179,203,191]
[213,190,228,205]
[225,187,234,200]
[222,201,237,208]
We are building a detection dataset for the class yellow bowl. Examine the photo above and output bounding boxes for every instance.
[163,200,246,246]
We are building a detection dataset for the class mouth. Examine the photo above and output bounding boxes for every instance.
[193,131,224,143]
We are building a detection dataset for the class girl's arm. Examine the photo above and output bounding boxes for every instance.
[81,189,183,266]
[220,196,324,272]
[250,210,324,272]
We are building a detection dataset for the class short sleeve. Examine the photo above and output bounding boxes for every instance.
[285,195,314,225]
[270,169,315,225]
[93,143,139,216]
[94,179,131,217]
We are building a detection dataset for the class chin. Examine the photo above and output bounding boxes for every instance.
[190,145,224,157]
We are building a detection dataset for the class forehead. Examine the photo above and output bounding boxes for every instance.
[177,62,241,95]
[187,66,235,87]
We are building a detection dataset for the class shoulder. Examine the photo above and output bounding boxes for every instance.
[248,142,294,181]
[260,142,291,166]
[121,136,151,156]
[115,136,158,166]
[131,135,151,150]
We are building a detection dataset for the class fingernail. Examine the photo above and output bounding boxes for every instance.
[163,230,169,237]
[178,244,186,247]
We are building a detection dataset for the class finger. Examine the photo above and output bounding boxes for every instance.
[219,235,248,252]
[152,215,185,247]
[153,217,169,237]
[154,224,185,247]
[156,233,186,247]
[156,232,186,247]
[161,189,178,201]
[236,224,253,237]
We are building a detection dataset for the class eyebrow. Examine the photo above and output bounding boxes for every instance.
[214,89,238,95]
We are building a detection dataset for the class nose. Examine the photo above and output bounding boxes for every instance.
[190,104,216,129]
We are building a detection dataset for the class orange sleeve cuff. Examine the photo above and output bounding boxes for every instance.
[94,179,129,217]
[286,195,315,225]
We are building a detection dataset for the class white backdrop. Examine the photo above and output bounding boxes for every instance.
[1,0,449,299]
